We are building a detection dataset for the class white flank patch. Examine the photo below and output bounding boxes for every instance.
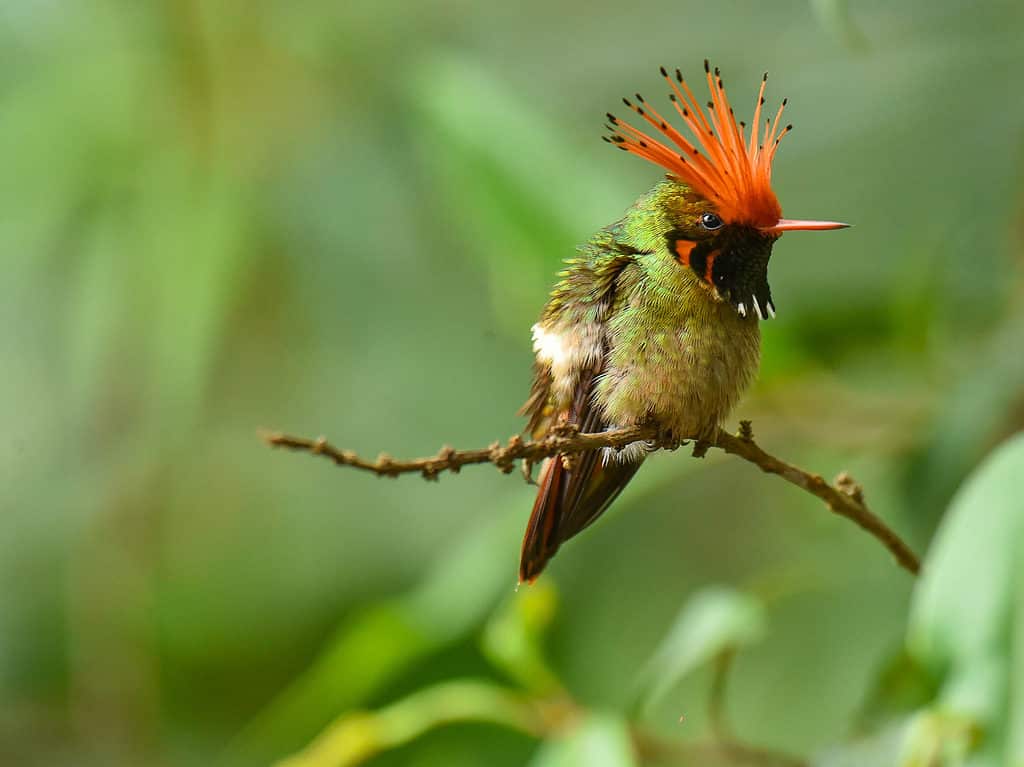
[532,322,603,404]
[531,323,569,367]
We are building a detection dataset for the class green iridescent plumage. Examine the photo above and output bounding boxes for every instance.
[518,65,847,583]
[523,179,761,439]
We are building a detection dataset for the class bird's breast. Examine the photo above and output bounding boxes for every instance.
[596,299,761,440]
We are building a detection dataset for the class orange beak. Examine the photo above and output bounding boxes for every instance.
[761,219,850,233]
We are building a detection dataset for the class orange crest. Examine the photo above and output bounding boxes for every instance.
[605,61,790,228]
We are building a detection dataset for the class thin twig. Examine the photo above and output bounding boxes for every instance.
[259,423,650,480]
[713,426,920,575]
[708,648,736,741]
[261,420,920,576]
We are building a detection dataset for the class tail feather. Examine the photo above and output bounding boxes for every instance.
[518,451,642,583]
[519,456,567,584]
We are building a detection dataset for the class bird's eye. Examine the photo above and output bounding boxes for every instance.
[700,212,724,230]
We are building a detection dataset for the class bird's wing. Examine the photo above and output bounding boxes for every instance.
[519,358,643,583]
[518,247,644,583]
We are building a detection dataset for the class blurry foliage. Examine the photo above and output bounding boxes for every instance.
[2,0,1024,766]
[901,434,1024,766]
[635,587,765,715]
[529,715,637,767]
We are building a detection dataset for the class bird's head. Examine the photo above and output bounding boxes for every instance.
[605,62,848,320]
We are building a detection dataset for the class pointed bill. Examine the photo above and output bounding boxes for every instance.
[761,218,850,233]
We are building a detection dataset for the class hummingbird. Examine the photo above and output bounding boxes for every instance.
[518,62,848,583]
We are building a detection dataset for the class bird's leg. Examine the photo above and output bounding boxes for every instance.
[521,457,537,485]
[644,417,686,451]
[690,422,718,458]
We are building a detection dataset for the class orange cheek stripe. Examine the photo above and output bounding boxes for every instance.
[704,249,719,284]
[675,240,695,266]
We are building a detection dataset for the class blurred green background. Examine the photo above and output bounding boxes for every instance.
[3,1,1024,765]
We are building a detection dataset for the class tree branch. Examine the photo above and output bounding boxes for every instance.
[261,421,920,576]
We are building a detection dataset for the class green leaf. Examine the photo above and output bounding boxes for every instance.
[903,432,1024,766]
[480,580,563,695]
[276,679,541,767]
[854,648,940,732]
[635,586,766,710]
[528,714,637,767]
[814,721,911,767]
[223,510,522,766]
[898,711,981,767]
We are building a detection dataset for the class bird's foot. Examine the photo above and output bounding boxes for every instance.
[550,421,580,439]
[648,421,687,451]
[691,439,711,459]
[521,457,537,486]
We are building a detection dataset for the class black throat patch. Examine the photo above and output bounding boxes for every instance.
[668,226,778,320]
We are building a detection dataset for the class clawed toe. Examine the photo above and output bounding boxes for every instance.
[653,425,687,451]
[691,439,711,458]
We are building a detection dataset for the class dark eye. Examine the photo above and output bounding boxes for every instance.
[700,212,723,231]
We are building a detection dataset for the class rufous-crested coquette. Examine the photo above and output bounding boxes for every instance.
[519,62,848,583]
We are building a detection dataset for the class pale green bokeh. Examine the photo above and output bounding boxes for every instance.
[2,1,1023,765]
